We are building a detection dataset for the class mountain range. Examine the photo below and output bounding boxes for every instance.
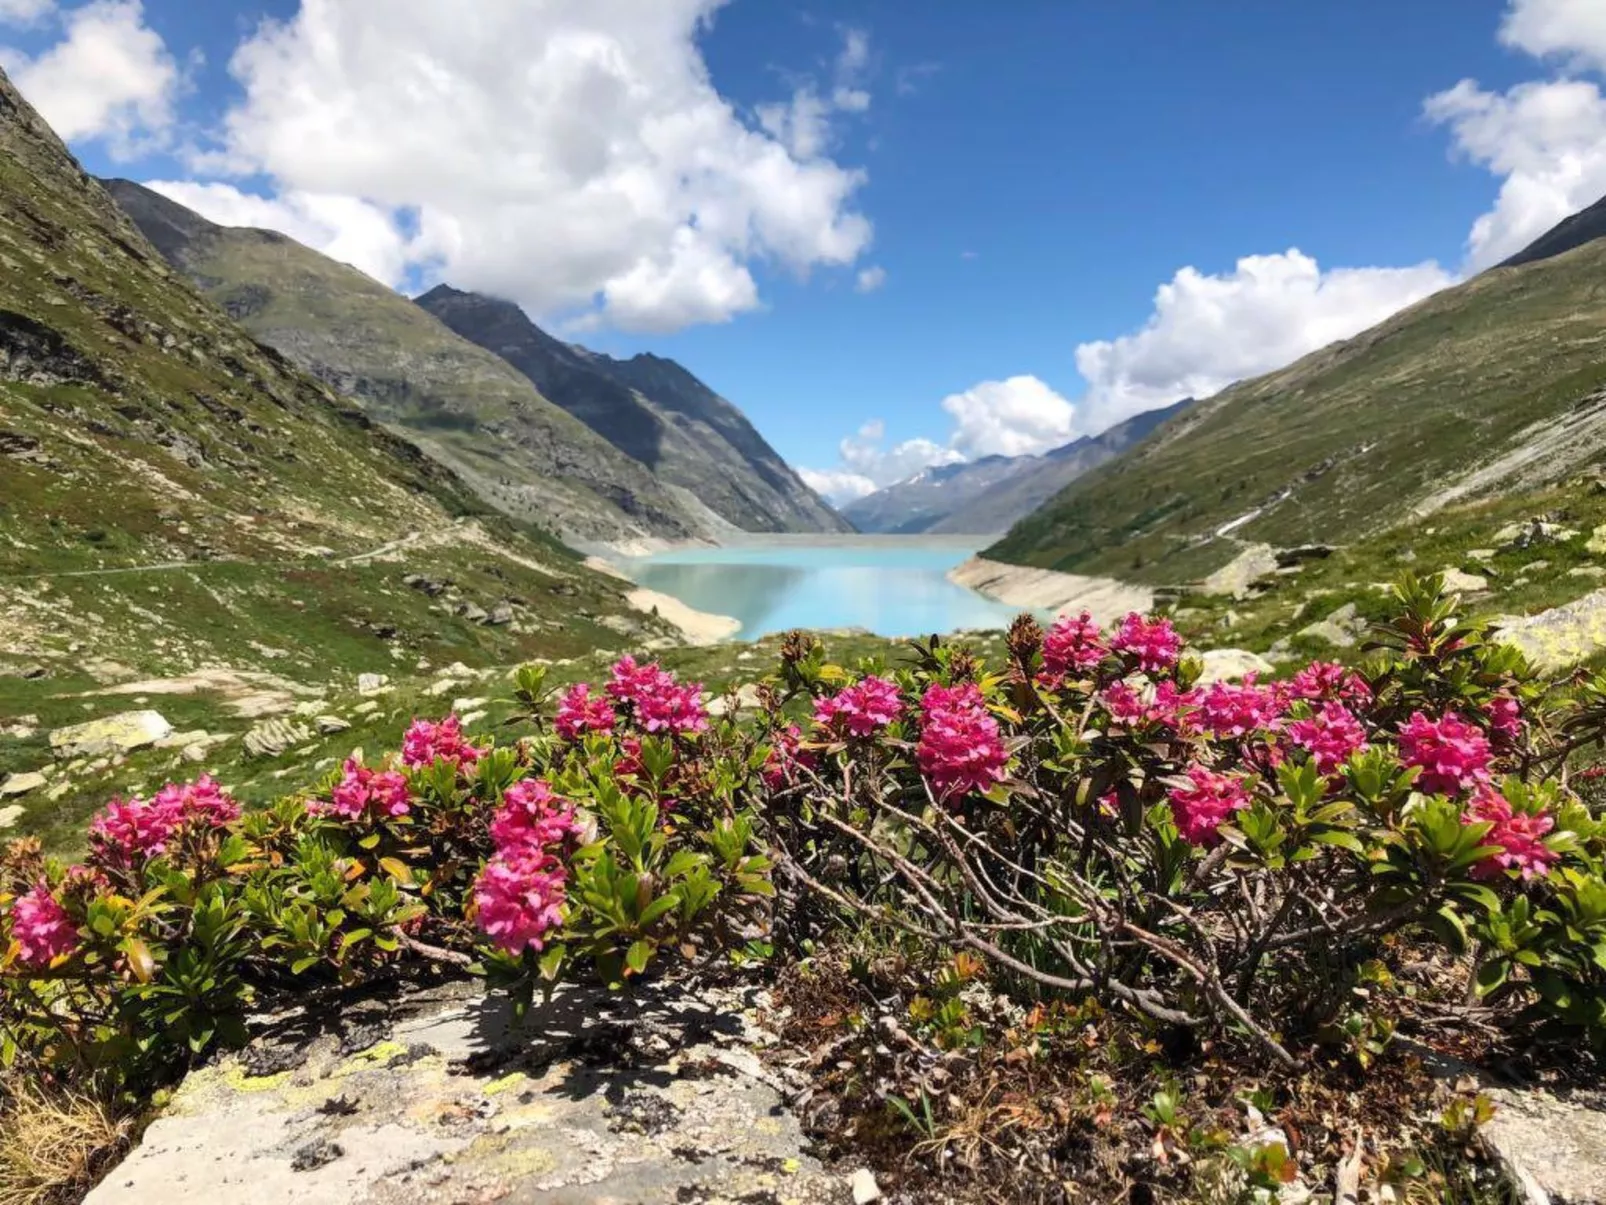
[100,179,844,549]
[842,397,1194,534]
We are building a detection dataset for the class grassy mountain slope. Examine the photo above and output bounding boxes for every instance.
[988,227,1606,585]
[0,66,682,686]
[416,286,850,535]
[100,180,703,547]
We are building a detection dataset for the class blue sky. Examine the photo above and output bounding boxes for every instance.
[4,0,1604,501]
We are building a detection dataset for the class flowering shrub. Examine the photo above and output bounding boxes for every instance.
[1,660,772,1090]
[763,578,1606,1064]
[7,573,1606,1103]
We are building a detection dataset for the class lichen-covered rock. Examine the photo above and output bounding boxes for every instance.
[86,979,848,1205]
[49,710,172,758]
[1200,544,1279,600]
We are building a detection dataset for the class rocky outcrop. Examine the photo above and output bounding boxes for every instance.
[87,978,848,1205]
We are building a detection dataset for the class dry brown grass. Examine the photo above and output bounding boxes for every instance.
[0,1077,132,1205]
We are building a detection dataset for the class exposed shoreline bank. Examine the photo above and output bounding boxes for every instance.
[947,555,1154,623]
[582,556,742,646]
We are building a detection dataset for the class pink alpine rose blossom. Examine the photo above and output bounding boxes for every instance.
[815,676,903,738]
[554,683,616,741]
[321,759,412,820]
[1199,677,1284,740]
[1464,786,1559,882]
[401,714,483,769]
[1111,613,1182,674]
[88,796,181,866]
[489,779,579,853]
[916,683,1009,801]
[1487,694,1522,743]
[1042,612,1107,677]
[637,680,709,736]
[1289,661,1371,705]
[473,850,568,955]
[9,882,77,968]
[1398,711,1492,796]
[1167,766,1252,847]
[1286,702,1370,775]
[151,774,242,828]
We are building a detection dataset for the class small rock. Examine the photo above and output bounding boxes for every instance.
[450,697,487,714]
[1273,544,1334,568]
[1195,649,1276,684]
[50,711,172,759]
[851,1168,882,1204]
[456,602,488,624]
[486,603,514,626]
[1440,568,1488,593]
[0,804,25,828]
[357,673,390,696]
[0,771,47,798]
[1571,566,1606,579]
[316,715,350,735]
[243,718,315,759]
[180,743,207,763]
[353,700,380,716]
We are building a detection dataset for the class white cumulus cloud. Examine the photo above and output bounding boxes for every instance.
[125,0,873,334]
[1500,0,1606,72]
[143,180,418,287]
[0,0,54,26]
[855,265,886,293]
[4,0,177,157]
[1072,251,1453,431]
[798,466,877,504]
[942,375,1077,459]
[801,377,1077,503]
[1426,76,1606,269]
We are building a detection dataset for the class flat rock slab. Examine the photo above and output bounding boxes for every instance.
[1482,1085,1606,1205]
[87,979,848,1205]
[49,710,172,758]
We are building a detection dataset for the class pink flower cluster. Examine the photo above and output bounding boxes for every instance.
[475,778,579,956]
[1111,613,1182,674]
[604,657,708,736]
[1099,680,1199,733]
[916,683,1009,801]
[1289,661,1371,706]
[1398,710,1492,796]
[9,881,77,968]
[88,775,241,867]
[555,683,616,741]
[320,758,411,821]
[402,714,484,769]
[1042,612,1107,678]
[1167,765,1252,846]
[1465,786,1559,882]
[1198,677,1284,740]
[489,779,579,851]
[1487,694,1522,743]
[1286,702,1370,775]
[815,675,903,739]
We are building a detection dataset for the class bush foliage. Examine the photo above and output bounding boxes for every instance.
[5,574,1606,1098]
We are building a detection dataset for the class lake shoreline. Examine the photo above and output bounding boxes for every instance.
[947,556,1154,623]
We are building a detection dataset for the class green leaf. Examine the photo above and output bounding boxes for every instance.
[625,940,652,976]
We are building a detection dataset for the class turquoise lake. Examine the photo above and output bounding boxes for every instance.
[624,538,1026,640]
